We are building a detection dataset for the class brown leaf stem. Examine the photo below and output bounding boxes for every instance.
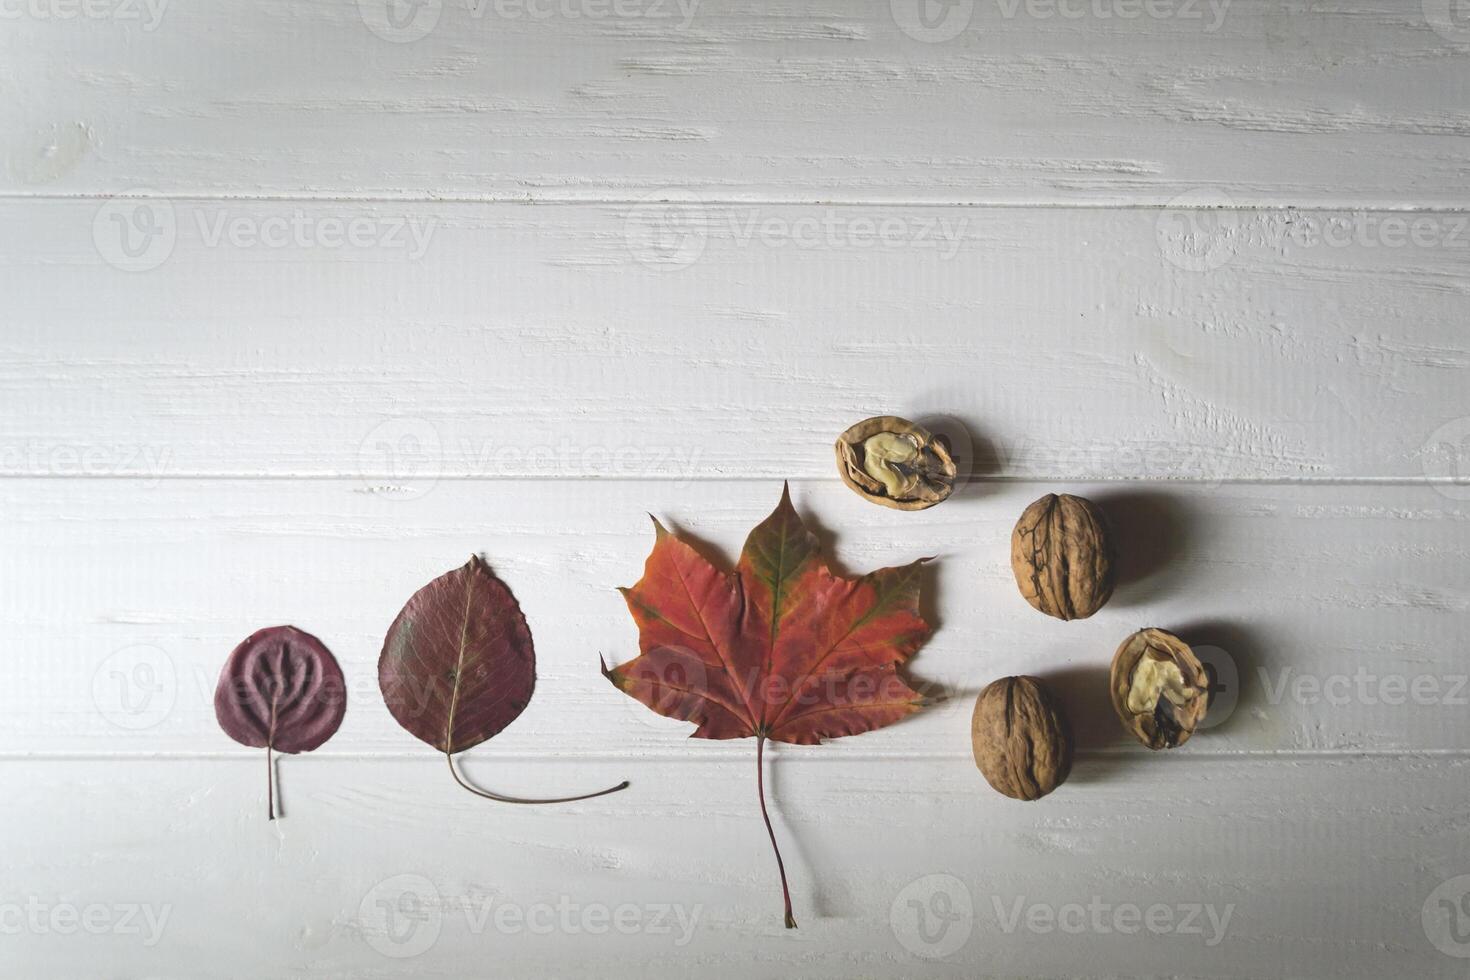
[445,752,628,805]
[267,691,279,821]
[756,736,796,929]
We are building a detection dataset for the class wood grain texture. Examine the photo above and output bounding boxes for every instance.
[5,0,1470,205]
[5,755,1467,977]
[5,199,1470,482]
[9,5,1469,975]
[6,478,1468,757]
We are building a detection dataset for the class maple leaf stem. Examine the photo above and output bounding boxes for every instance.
[756,736,797,929]
[445,752,630,805]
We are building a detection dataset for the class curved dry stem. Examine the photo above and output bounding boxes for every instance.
[756,737,797,929]
[445,752,629,805]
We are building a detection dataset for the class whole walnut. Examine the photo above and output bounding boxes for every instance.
[1109,628,1210,749]
[1010,493,1114,620]
[971,676,1072,801]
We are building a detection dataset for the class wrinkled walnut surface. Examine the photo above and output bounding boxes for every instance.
[971,675,1073,801]
[835,416,956,511]
[1010,493,1114,621]
[1109,628,1209,750]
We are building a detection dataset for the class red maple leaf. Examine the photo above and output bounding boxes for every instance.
[603,485,932,928]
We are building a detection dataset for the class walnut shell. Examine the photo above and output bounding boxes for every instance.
[1010,493,1114,620]
[971,675,1073,801]
[1109,628,1210,749]
[835,416,956,511]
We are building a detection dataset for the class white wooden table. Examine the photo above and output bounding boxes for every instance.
[4,2,1470,976]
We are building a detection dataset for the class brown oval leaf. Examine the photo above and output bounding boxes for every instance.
[380,556,626,805]
[379,555,535,754]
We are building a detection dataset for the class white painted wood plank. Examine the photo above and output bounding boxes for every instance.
[5,199,1470,481]
[5,755,1465,977]
[5,478,1468,756]
[6,1,1470,205]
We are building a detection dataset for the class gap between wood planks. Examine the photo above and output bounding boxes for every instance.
[6,192,1470,213]
[3,474,1469,486]
[3,750,1469,761]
